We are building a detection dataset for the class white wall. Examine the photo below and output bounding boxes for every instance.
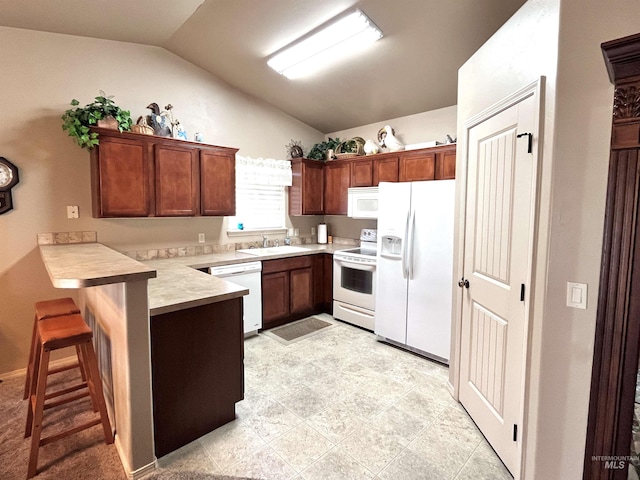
[326,105,457,150]
[456,1,640,478]
[0,27,323,375]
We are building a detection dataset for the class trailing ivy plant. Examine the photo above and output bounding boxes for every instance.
[61,92,133,149]
[307,137,341,161]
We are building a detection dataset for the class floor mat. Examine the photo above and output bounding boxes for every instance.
[263,316,335,345]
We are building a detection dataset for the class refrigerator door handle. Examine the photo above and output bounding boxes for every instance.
[401,210,410,279]
[408,209,416,279]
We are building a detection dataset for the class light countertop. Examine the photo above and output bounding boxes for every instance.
[41,242,347,316]
[39,243,156,288]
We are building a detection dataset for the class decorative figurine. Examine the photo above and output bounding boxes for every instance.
[379,125,405,152]
[146,103,171,137]
[364,139,379,155]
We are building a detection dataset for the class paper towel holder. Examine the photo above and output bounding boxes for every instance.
[317,223,328,244]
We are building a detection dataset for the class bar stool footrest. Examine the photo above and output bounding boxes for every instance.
[39,418,102,447]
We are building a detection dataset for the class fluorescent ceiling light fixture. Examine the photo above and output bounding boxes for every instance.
[267,9,383,79]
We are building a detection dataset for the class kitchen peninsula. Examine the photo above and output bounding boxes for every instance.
[38,242,249,477]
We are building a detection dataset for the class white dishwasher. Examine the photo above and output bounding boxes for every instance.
[209,261,262,336]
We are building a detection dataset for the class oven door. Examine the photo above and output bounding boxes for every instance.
[333,257,376,311]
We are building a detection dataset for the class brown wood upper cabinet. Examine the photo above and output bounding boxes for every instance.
[324,161,351,215]
[351,158,373,187]
[289,158,324,215]
[90,128,238,218]
[399,150,436,182]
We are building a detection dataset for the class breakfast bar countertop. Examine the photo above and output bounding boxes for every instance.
[39,242,157,288]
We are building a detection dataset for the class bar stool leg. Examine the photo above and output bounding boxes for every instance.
[23,315,39,400]
[27,347,50,479]
[80,340,114,443]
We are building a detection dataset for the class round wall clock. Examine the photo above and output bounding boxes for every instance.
[0,157,19,214]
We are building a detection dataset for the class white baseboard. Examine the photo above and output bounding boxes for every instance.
[1,356,77,381]
[115,436,157,480]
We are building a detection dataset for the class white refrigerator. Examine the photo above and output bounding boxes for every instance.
[375,180,455,363]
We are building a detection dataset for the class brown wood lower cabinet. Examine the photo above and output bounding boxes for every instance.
[150,298,244,457]
[262,254,332,330]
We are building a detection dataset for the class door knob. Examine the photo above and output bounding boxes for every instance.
[458,278,469,288]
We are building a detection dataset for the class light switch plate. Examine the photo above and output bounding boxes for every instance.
[198,233,205,243]
[566,282,587,309]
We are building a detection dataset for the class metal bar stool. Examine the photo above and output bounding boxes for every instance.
[25,313,113,479]
[23,298,82,400]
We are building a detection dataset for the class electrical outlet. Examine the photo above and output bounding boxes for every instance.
[198,233,205,243]
[294,228,299,236]
[67,205,79,219]
[311,227,316,235]
[288,228,294,236]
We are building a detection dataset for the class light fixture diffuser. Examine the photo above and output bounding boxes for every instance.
[267,9,383,79]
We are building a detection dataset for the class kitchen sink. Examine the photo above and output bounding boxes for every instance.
[236,245,312,256]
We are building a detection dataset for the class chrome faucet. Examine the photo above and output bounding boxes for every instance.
[274,239,279,247]
[262,235,268,248]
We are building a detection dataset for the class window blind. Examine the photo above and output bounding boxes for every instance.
[229,183,286,230]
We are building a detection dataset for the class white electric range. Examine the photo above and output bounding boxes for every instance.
[332,229,377,331]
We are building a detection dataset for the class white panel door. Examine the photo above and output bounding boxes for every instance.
[375,182,411,343]
[459,93,536,475]
[406,180,455,361]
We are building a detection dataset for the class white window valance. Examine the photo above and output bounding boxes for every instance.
[236,156,292,186]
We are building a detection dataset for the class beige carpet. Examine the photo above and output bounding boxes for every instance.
[0,371,126,480]
[262,316,335,345]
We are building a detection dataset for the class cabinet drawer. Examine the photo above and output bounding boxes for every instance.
[262,255,313,274]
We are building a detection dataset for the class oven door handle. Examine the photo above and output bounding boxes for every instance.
[334,259,377,272]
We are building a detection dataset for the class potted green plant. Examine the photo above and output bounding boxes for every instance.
[307,137,342,161]
[61,91,133,149]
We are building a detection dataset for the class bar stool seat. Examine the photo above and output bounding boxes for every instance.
[24,298,82,400]
[25,313,113,479]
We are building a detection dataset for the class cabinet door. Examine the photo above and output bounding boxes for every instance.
[373,157,399,185]
[399,151,435,182]
[262,272,289,324]
[91,135,151,217]
[302,161,325,214]
[351,159,373,187]
[435,149,456,180]
[324,162,351,215]
[290,267,313,314]
[155,145,199,216]
[201,149,236,216]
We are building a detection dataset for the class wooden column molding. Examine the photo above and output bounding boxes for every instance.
[585,32,640,480]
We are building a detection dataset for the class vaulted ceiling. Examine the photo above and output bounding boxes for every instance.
[0,0,526,132]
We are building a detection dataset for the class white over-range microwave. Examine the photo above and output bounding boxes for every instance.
[347,186,379,219]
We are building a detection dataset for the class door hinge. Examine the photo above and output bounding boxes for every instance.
[513,424,518,441]
[520,284,525,302]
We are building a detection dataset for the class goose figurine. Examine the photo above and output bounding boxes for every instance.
[146,103,172,137]
[379,125,405,152]
[364,139,379,155]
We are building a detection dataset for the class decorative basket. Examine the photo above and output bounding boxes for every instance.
[334,153,358,160]
[131,116,154,135]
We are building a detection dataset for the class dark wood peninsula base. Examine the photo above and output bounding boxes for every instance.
[150,297,244,458]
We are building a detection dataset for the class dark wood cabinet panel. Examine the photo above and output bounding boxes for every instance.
[201,149,236,216]
[351,159,373,187]
[323,253,333,313]
[435,148,456,180]
[290,267,313,314]
[289,158,324,215]
[324,162,351,215]
[399,150,435,182]
[90,128,237,218]
[373,156,399,185]
[155,145,199,216]
[90,134,152,217]
[151,298,243,457]
[262,271,289,325]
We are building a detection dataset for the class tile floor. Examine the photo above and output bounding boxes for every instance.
[155,315,512,479]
